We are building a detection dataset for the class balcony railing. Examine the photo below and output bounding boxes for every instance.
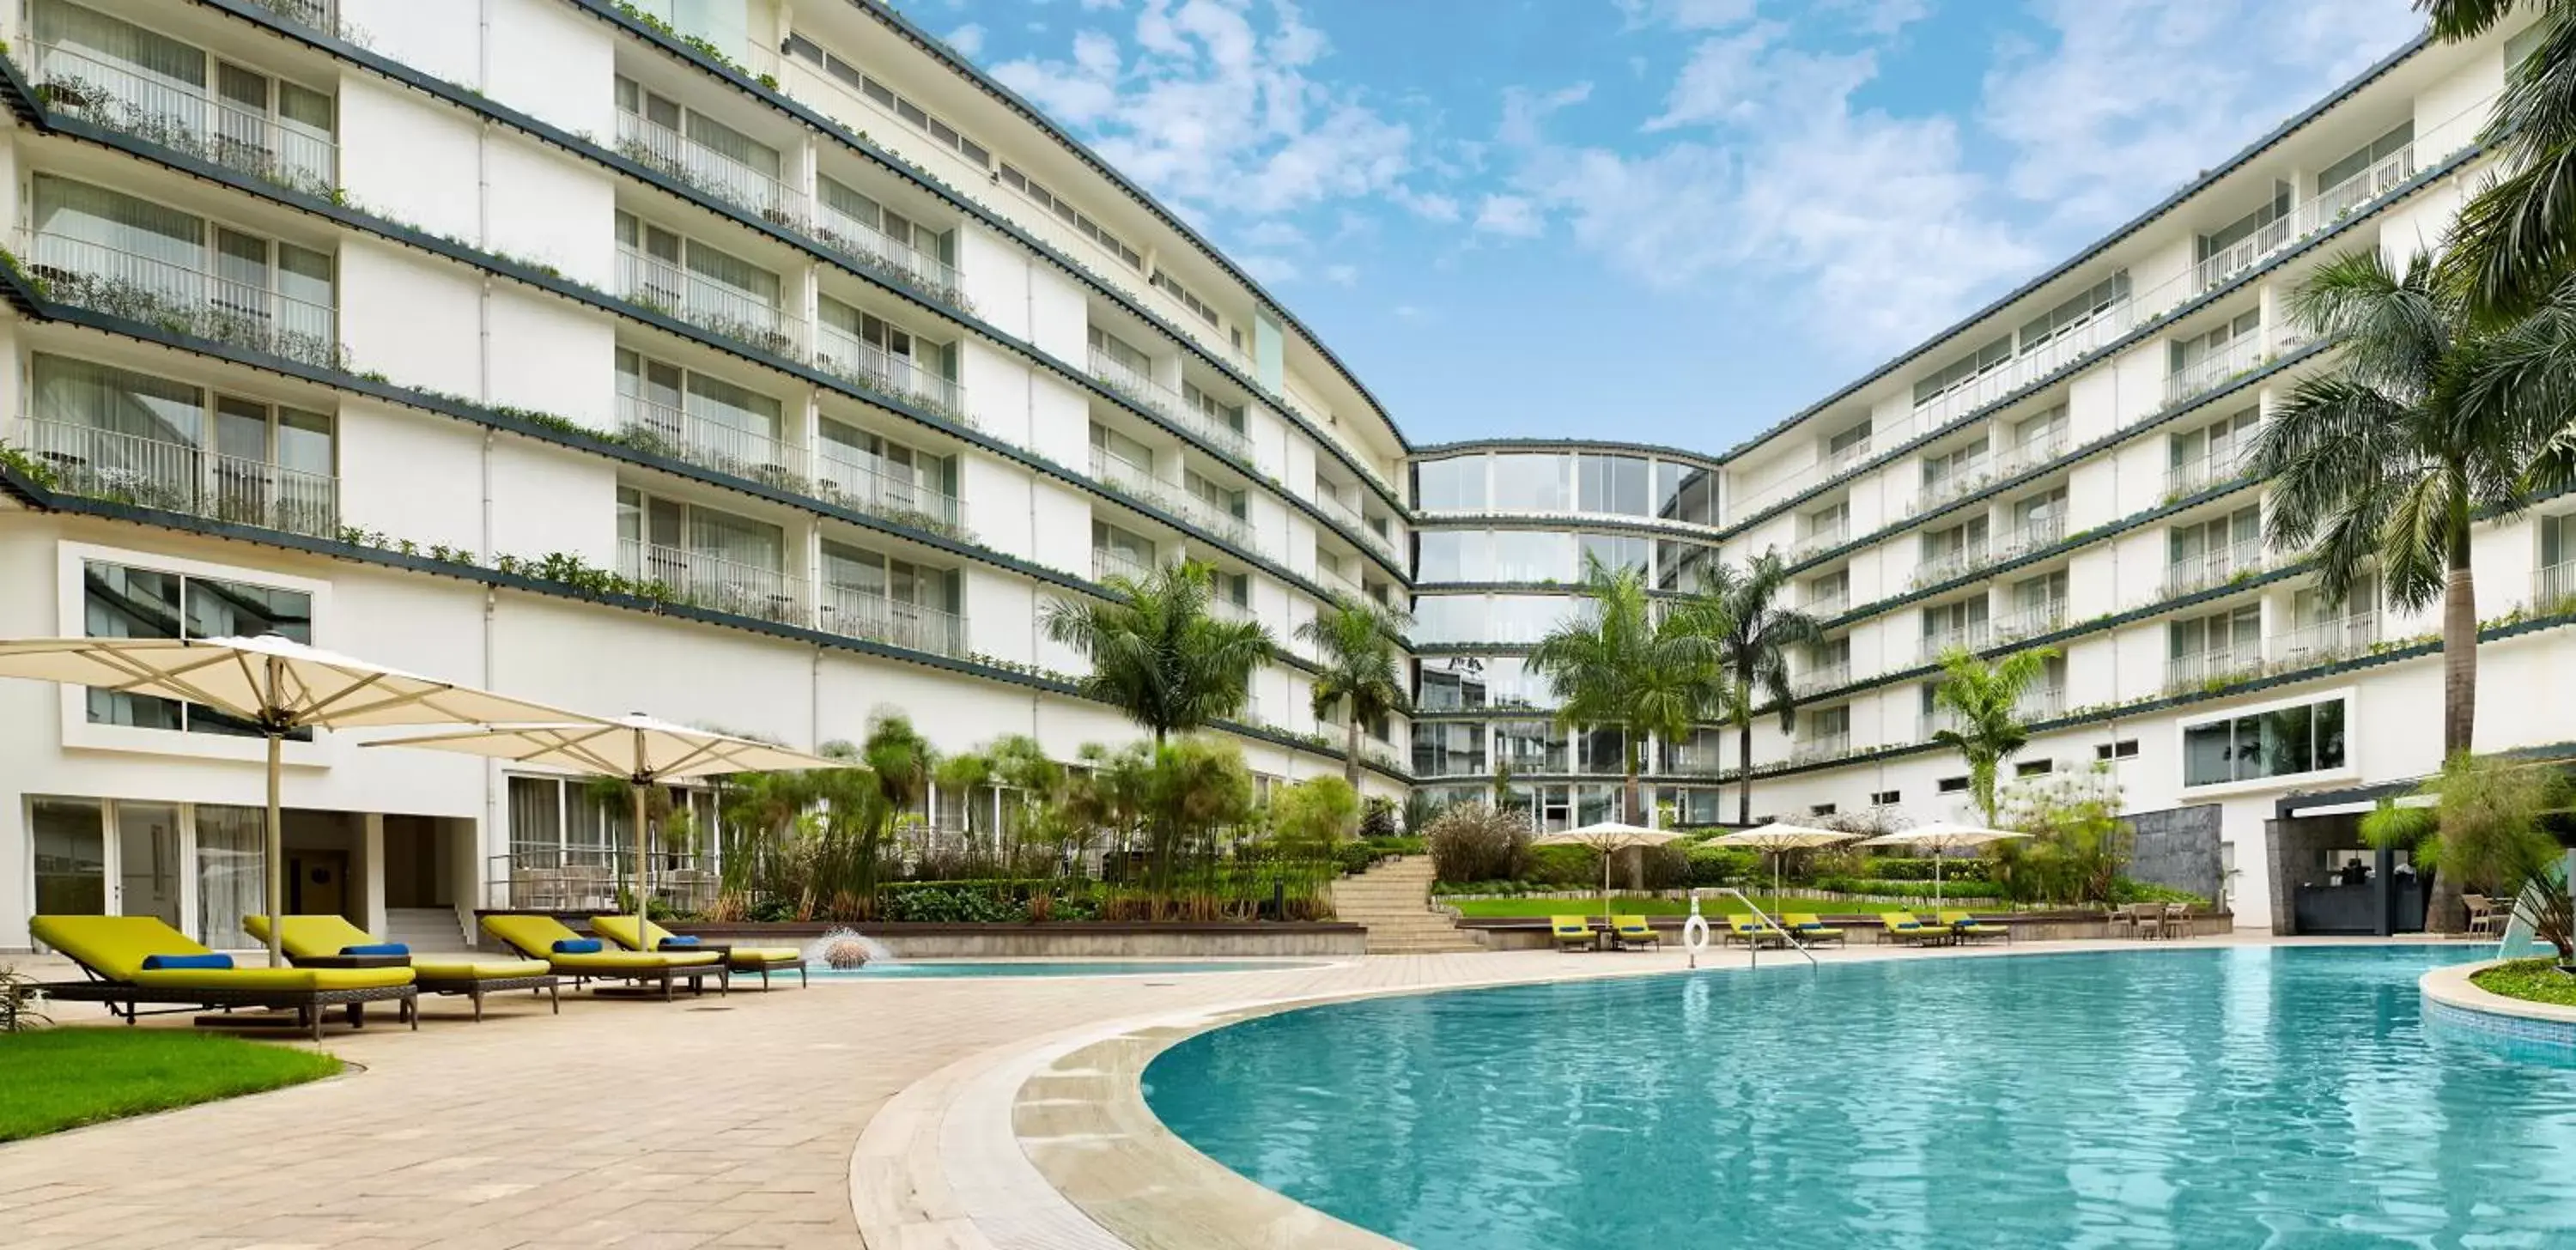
[2166,646,2263,692]
[1805,590,1850,618]
[1661,746,1728,774]
[1919,622,1990,663]
[1089,349,1256,464]
[2165,331,2268,408]
[815,446,968,537]
[1993,598,2069,642]
[2017,684,2066,723]
[1911,540,1991,589]
[1093,544,1155,585]
[1791,731,1854,764]
[1920,709,1961,741]
[1996,429,2070,477]
[484,847,720,913]
[24,230,341,370]
[1314,487,1403,562]
[617,245,805,360]
[1822,438,1874,478]
[814,321,968,422]
[617,538,807,627]
[814,202,973,313]
[1089,449,1254,548]
[1996,513,2067,561]
[817,582,968,657]
[29,41,337,198]
[2193,145,2419,291]
[616,109,799,227]
[15,416,338,537]
[1793,521,1850,560]
[1792,661,1851,698]
[1207,597,1255,624]
[617,393,798,486]
[1909,463,1994,517]
[2272,612,2379,666]
[2165,443,2257,501]
[1315,561,1367,603]
[2537,561,2576,612]
[2161,538,2267,598]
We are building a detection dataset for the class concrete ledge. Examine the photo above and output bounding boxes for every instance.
[1458,911,2230,950]
[2421,959,2576,1052]
[672,919,1369,959]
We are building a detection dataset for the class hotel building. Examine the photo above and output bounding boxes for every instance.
[0,1,2562,944]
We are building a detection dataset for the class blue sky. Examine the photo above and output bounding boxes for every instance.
[933,0,2426,452]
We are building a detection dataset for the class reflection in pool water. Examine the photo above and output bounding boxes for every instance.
[1146,946,2576,1247]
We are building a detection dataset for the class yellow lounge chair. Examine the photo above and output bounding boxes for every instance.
[1550,915,1596,952]
[246,914,560,1020]
[590,915,807,989]
[29,914,416,1041]
[1783,913,1846,947]
[1610,914,1660,950]
[1724,915,1785,948]
[1938,910,2010,944]
[1880,911,1944,946]
[481,914,727,999]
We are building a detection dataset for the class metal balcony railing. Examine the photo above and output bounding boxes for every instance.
[1206,597,1255,624]
[2165,332,2268,408]
[1911,540,1991,588]
[617,538,806,627]
[1919,622,1990,663]
[2193,145,2418,291]
[1822,439,1874,478]
[1314,487,1403,562]
[1996,513,2067,561]
[1089,349,1255,464]
[1089,448,1253,548]
[1793,522,1850,560]
[2017,684,2065,722]
[29,41,337,197]
[2166,647,2263,692]
[1791,732,1853,763]
[1909,464,1994,517]
[2538,561,2576,612]
[15,416,338,538]
[2166,443,2257,500]
[817,582,968,657]
[2271,613,2379,666]
[23,230,340,370]
[814,321,968,422]
[1997,429,2070,477]
[814,446,968,536]
[1792,661,1851,697]
[617,245,805,360]
[1993,598,2069,641]
[484,847,719,913]
[1092,544,1155,585]
[617,392,797,485]
[1805,590,1850,618]
[2161,538,2267,598]
[814,201,973,312]
[616,109,799,226]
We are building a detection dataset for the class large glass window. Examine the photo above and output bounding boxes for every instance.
[1414,531,1492,583]
[194,804,264,949]
[1492,530,1577,582]
[1418,655,1547,711]
[1579,533,1649,576]
[1409,595,1486,645]
[31,796,107,915]
[1492,453,1570,511]
[1493,720,1566,774]
[1415,456,1487,511]
[1411,722,1487,778]
[82,560,311,735]
[2182,697,2348,786]
[1576,454,1649,516]
[1657,538,1716,593]
[1488,594,1580,644]
[1656,461,1716,526]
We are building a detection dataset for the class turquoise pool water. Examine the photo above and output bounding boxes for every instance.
[1146,947,2576,1247]
[811,959,1317,979]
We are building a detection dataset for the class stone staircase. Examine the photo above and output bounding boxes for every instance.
[383,907,471,955]
[1331,855,1483,954]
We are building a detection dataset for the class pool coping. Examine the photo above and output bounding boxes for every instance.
[2420,958,2576,1028]
[853,935,2449,1249]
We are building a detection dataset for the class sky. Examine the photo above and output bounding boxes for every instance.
[927,0,2429,454]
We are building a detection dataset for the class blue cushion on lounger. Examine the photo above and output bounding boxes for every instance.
[658,935,702,949]
[339,943,410,956]
[552,938,604,954]
[141,952,234,970]
[1895,921,1921,930]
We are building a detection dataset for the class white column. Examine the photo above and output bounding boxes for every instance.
[359,813,388,935]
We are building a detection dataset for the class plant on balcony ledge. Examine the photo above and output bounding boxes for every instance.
[38,270,346,372]
[32,75,341,201]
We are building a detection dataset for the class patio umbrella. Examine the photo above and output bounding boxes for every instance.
[1858,821,2032,905]
[0,634,587,968]
[1710,822,1861,902]
[362,714,845,944]
[1532,821,1683,925]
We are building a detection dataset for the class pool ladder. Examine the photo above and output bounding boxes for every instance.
[1698,888,1819,970]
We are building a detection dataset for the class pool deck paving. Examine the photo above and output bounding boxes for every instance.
[0,931,2457,1249]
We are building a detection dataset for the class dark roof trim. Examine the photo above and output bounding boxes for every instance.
[1409,438,1728,470]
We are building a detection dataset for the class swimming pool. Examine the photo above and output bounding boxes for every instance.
[1145,946,2576,1247]
[811,959,1320,979]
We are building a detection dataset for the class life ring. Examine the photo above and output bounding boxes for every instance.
[1681,894,1713,955]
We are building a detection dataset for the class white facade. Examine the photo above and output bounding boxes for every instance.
[0,0,1410,950]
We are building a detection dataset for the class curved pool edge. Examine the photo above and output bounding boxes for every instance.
[2420,958,2576,1050]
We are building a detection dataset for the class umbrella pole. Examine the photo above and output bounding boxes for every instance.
[264,728,284,968]
[633,780,650,938]
[1935,852,1944,907]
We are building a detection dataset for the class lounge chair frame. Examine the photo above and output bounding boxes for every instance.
[414,971,562,1021]
[36,960,417,1041]
[485,923,732,1000]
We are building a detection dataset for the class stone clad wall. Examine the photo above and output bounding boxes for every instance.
[2124,804,2224,907]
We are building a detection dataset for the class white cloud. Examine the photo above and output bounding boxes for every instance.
[1080,0,1124,9]
[1238,220,1309,249]
[945,23,985,58]
[1324,263,1359,285]
[1472,193,1544,238]
[1238,253,1299,282]
[1613,0,1759,32]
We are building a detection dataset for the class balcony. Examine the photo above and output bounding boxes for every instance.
[1791,731,1854,764]
[29,41,337,198]
[1092,543,1155,585]
[814,201,973,313]
[1996,513,2067,561]
[1314,488,1403,562]
[2016,684,2066,723]
[2272,612,2379,667]
[1908,465,1994,517]
[1088,449,1255,548]
[24,230,340,371]
[1822,438,1874,478]
[1314,561,1368,604]
[1805,590,1850,618]
[1207,597,1255,625]
[814,446,969,537]
[617,393,799,488]
[14,416,338,538]
[1996,428,2070,477]
[2193,145,2418,291]
[1993,598,2069,642]
[1793,521,1850,561]
[2166,646,2263,693]
[616,246,805,360]
[1911,300,2144,436]
[817,582,968,658]
[1792,661,1851,698]
[2165,444,2257,501]
[1919,622,1990,663]
[1085,348,1255,464]
[814,322,968,423]
[615,109,799,228]
[2539,561,2576,613]
[2161,538,2267,599]
[1661,745,1728,774]
[1911,540,1991,589]
[617,538,807,628]
[2165,332,2268,408]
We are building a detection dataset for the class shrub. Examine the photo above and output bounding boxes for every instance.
[1528,843,1599,888]
[881,882,1025,923]
[1358,798,1401,839]
[1686,845,1759,888]
[1427,803,1533,884]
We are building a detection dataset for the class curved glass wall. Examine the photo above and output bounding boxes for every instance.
[1412,450,1720,527]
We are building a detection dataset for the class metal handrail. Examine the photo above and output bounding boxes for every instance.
[1709,887,1817,969]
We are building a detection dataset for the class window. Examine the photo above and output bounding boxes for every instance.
[1869,789,1900,806]
[2202,184,2293,259]
[1183,468,1246,522]
[1922,440,1990,492]
[33,2,337,191]
[82,560,313,737]
[1416,456,1487,511]
[616,487,789,616]
[2182,696,2348,786]
[616,349,782,456]
[617,210,780,311]
[1937,776,1970,794]
[1656,538,1716,594]
[2318,123,2413,196]
[999,163,1142,269]
[782,31,990,167]
[1415,655,1545,711]
[616,75,781,182]
[1492,453,1571,511]
[2171,310,2263,374]
[1415,531,1492,583]
[2095,739,2141,762]
[2015,759,2054,778]
[31,354,337,534]
[817,176,953,265]
[1578,533,1649,576]
[1575,453,1649,516]
[1151,269,1221,328]
[33,175,335,347]
[1182,379,1246,434]
[1827,422,1871,456]
[1492,720,1566,773]
[1411,722,1487,778]
[1491,531,1577,583]
[1810,804,1837,817]
[2017,270,2129,354]
[1914,336,2012,407]
[1655,461,1716,526]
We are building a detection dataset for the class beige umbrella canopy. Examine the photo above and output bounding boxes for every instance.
[1710,822,1860,901]
[363,714,847,940]
[1859,821,2032,904]
[1532,821,1683,925]
[0,634,589,967]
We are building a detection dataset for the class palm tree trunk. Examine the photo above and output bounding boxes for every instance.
[1735,720,1753,826]
[2427,539,2480,934]
[1344,715,1362,806]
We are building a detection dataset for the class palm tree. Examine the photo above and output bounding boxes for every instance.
[2251,249,2543,772]
[2365,751,2575,957]
[1697,551,1821,823]
[1043,559,1273,745]
[1294,597,1413,805]
[2422,1,2576,322]
[1927,646,2058,825]
[1527,555,1723,825]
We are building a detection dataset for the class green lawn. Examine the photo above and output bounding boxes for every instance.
[2470,958,2576,1008]
[0,1029,343,1142]
[1443,895,1957,918]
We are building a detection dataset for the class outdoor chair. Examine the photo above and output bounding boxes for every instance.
[2161,902,2193,940]
[28,914,416,1041]
[1939,910,2010,944]
[1724,916,1786,948]
[2131,902,2167,940]
[591,914,807,988]
[1783,913,1845,947]
[2465,894,2507,938]
[1610,915,1661,950]
[245,914,559,1020]
[1879,912,1945,946]
[1550,915,1596,952]
[480,914,727,999]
